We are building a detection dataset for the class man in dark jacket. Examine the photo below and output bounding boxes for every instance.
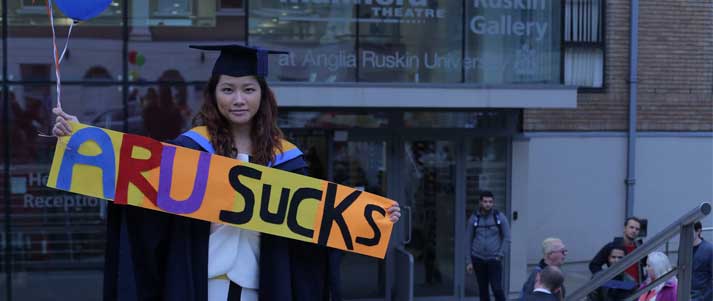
[466,191,511,301]
[589,217,645,284]
[524,266,564,301]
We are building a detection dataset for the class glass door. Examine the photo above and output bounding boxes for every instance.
[333,133,391,301]
[401,139,458,300]
[284,129,393,301]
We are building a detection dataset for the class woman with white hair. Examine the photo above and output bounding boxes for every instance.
[638,251,678,301]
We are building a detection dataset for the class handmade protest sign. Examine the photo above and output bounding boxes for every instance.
[47,122,394,258]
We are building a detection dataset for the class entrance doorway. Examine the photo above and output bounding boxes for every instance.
[284,121,512,301]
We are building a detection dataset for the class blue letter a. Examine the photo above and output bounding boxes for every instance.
[56,127,116,199]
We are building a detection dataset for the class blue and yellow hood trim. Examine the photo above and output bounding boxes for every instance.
[180,126,303,167]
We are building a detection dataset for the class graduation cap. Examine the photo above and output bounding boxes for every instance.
[189,44,288,78]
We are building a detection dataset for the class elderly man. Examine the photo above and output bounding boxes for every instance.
[521,238,567,301]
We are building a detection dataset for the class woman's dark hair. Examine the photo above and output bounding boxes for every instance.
[193,74,283,165]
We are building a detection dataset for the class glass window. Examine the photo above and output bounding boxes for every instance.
[278,111,388,129]
[249,1,562,85]
[403,111,511,129]
[154,0,192,17]
[333,140,389,299]
[138,0,216,26]
[356,1,462,83]
[129,1,242,82]
[248,0,358,82]
[219,0,244,10]
[126,44,215,83]
[0,0,5,290]
[128,83,203,137]
[564,0,604,88]
[402,139,456,297]
[11,1,122,25]
[8,2,123,82]
[6,84,122,300]
[465,0,562,84]
[1,89,7,291]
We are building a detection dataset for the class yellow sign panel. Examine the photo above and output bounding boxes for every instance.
[47,123,394,258]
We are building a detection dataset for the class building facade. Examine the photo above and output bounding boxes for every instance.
[0,0,711,300]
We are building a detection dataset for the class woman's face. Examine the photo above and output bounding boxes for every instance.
[646,260,656,280]
[215,75,261,127]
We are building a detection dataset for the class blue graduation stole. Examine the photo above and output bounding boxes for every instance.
[180,126,303,167]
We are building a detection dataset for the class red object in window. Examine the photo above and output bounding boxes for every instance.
[128,50,138,65]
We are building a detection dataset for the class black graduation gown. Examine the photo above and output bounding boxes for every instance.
[103,134,329,301]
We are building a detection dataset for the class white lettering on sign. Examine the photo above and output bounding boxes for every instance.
[28,172,49,187]
[469,0,550,41]
[301,50,357,71]
[473,0,546,10]
[469,15,548,41]
[362,50,420,69]
[24,193,100,210]
[280,0,428,7]
[423,52,460,70]
[278,0,446,22]
[287,49,515,72]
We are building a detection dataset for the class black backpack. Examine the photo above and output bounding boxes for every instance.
[473,209,504,240]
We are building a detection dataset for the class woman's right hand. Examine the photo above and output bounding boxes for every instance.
[52,107,79,137]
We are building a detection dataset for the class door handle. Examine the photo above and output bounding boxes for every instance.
[402,205,412,245]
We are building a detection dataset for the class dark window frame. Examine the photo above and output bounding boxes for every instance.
[560,0,606,92]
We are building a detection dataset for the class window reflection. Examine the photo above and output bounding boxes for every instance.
[403,140,456,297]
[357,0,462,83]
[404,111,509,129]
[249,0,358,82]
[128,83,202,139]
[465,0,561,84]
[279,111,388,128]
[5,85,115,300]
[8,12,124,81]
[219,0,244,10]
[9,1,122,25]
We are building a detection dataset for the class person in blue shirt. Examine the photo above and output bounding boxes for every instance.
[692,221,712,301]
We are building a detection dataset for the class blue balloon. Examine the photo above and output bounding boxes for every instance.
[54,0,113,21]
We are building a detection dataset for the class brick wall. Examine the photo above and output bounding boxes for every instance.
[524,0,713,131]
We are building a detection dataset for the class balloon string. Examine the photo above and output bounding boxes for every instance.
[40,0,74,146]
[46,0,73,111]
[59,23,74,63]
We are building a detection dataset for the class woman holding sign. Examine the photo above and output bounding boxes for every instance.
[53,44,400,301]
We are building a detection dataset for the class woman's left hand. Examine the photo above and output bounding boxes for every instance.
[387,203,401,223]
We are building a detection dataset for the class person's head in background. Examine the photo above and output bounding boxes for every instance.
[623,217,642,244]
[645,251,673,282]
[607,246,626,267]
[535,265,565,293]
[542,237,567,267]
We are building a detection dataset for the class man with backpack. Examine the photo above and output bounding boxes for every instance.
[466,191,511,301]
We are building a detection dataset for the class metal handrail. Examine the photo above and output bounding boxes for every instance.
[567,202,711,301]
[623,268,678,301]
[665,226,713,255]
